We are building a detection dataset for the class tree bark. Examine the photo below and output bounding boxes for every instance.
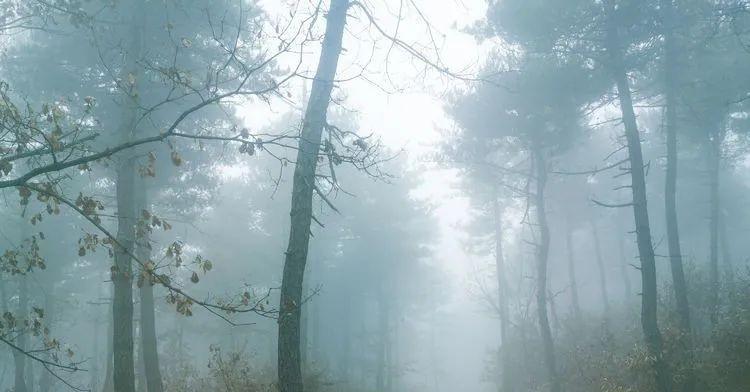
[606,7,672,391]
[492,191,513,392]
[112,3,144,391]
[532,146,560,392]
[277,1,349,391]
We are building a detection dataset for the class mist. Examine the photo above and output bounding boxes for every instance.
[1,1,750,392]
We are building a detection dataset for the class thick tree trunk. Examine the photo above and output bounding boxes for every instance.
[113,157,136,392]
[532,146,560,392]
[606,8,672,391]
[492,192,512,392]
[112,3,144,391]
[564,217,582,321]
[277,1,348,391]
[708,131,721,327]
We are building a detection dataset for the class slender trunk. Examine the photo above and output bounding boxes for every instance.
[91,278,105,392]
[590,221,611,325]
[136,331,146,392]
[137,187,163,392]
[532,146,560,392]
[277,1,348,391]
[708,130,721,326]
[102,300,114,392]
[606,7,672,391]
[13,276,29,392]
[493,191,512,392]
[564,217,582,321]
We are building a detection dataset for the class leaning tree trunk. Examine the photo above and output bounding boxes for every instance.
[661,2,695,389]
[277,1,349,391]
[606,7,672,391]
[708,129,722,327]
[492,190,513,392]
[531,145,560,392]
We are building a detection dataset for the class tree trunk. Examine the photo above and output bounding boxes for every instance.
[102,299,114,392]
[532,146,560,392]
[112,3,144,391]
[606,7,672,391]
[13,276,29,392]
[137,187,164,392]
[590,221,611,326]
[493,191,513,392]
[277,1,349,391]
[564,216,582,321]
[113,157,136,392]
[708,130,721,327]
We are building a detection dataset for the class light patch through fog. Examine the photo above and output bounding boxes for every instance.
[240,1,497,390]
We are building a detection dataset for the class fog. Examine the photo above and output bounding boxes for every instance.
[1,1,750,392]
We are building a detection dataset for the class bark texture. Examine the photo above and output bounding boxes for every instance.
[277,1,349,391]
